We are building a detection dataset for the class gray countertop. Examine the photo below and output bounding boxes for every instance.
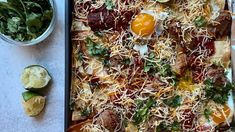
[0,0,65,132]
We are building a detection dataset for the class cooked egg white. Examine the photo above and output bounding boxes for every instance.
[130,3,169,38]
[210,0,225,20]
[210,40,231,68]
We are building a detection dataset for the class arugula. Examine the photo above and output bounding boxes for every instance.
[86,37,110,65]
[204,108,212,121]
[204,79,234,104]
[164,95,182,108]
[194,16,207,27]
[105,0,115,10]
[133,97,155,125]
[0,0,53,41]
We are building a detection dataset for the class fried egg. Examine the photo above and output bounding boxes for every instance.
[130,4,168,38]
[198,99,234,130]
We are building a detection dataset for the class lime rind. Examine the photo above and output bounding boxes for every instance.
[21,65,51,89]
[22,91,40,101]
[22,93,46,117]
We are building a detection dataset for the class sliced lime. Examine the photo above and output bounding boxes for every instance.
[22,91,46,117]
[21,65,51,90]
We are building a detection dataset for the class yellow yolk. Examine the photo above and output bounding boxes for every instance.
[131,13,156,37]
[212,105,231,125]
[178,71,194,91]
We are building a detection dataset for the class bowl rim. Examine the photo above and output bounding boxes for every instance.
[0,0,57,46]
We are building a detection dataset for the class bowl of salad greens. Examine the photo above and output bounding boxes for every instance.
[0,0,56,46]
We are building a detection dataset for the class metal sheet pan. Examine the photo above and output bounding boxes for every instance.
[65,0,235,131]
[65,0,72,130]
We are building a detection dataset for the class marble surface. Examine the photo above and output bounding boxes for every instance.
[0,0,65,132]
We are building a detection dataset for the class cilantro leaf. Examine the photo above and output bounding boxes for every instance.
[81,107,91,117]
[171,121,181,131]
[0,0,53,41]
[105,0,115,10]
[204,108,212,121]
[164,95,182,108]
[7,17,23,33]
[144,53,157,74]
[133,97,155,125]
[26,13,42,34]
[86,37,110,65]
[204,79,234,104]
[156,122,168,132]
[194,16,207,27]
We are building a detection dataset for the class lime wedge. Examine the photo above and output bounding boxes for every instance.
[21,65,51,90]
[22,91,46,117]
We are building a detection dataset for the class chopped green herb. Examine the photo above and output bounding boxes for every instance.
[122,58,131,65]
[144,53,175,79]
[156,122,168,132]
[144,53,157,74]
[164,95,182,108]
[204,108,212,121]
[94,31,104,37]
[69,99,76,110]
[76,52,84,61]
[171,121,181,131]
[157,61,172,77]
[156,121,181,132]
[194,16,207,27]
[86,37,110,65]
[81,107,91,117]
[204,79,234,104]
[105,0,115,10]
[133,97,155,125]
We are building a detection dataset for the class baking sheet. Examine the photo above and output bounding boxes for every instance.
[65,0,235,130]
[65,0,72,130]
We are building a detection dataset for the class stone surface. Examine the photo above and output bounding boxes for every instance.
[0,0,65,132]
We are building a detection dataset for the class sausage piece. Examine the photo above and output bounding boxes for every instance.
[87,5,135,32]
[95,109,121,131]
[208,10,232,38]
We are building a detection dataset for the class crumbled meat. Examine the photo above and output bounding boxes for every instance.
[110,55,123,66]
[208,10,232,38]
[167,20,182,40]
[186,37,216,83]
[172,53,187,75]
[87,5,135,32]
[182,109,195,130]
[190,37,215,56]
[95,109,121,131]
[206,65,227,86]
[172,45,187,75]
[145,116,159,132]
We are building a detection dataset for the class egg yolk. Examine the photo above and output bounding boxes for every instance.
[131,13,156,37]
[212,105,231,125]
